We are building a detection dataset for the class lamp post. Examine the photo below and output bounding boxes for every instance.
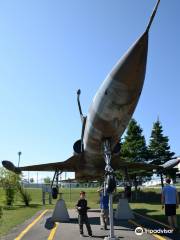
[37,172,38,184]
[18,151,22,167]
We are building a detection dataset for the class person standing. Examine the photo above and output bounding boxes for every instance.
[76,191,93,237]
[98,187,109,230]
[124,183,132,201]
[161,178,179,230]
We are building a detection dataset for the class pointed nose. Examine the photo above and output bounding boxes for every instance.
[92,31,149,120]
[110,31,148,102]
[85,31,149,145]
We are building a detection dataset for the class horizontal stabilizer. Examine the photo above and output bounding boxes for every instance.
[114,156,180,172]
[113,156,163,171]
[161,157,180,169]
[116,161,163,171]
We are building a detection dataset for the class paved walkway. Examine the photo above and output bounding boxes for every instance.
[1,209,179,240]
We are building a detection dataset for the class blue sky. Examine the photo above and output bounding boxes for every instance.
[0,0,179,182]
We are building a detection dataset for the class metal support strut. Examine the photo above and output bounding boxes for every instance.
[103,139,119,240]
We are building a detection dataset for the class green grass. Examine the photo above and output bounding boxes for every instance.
[0,205,44,236]
[0,187,100,237]
[0,188,44,236]
[0,187,180,237]
[129,187,180,225]
[130,203,180,226]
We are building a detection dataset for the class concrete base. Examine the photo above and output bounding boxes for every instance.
[115,198,134,220]
[51,199,70,222]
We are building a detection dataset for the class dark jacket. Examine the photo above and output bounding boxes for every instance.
[76,199,89,215]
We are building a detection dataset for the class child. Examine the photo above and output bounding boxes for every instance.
[76,191,92,237]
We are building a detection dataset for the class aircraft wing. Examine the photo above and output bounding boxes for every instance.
[114,157,180,171]
[2,155,80,174]
[115,161,162,171]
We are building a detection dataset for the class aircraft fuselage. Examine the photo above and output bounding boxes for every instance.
[78,32,148,178]
[84,32,148,155]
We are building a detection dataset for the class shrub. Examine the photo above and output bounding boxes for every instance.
[17,184,32,206]
[0,168,20,206]
[0,206,3,220]
[5,187,16,205]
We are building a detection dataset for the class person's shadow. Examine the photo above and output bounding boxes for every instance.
[44,217,55,230]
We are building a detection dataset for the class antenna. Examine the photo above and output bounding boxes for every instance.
[146,0,161,33]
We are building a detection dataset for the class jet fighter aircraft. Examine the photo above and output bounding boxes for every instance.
[2,0,180,181]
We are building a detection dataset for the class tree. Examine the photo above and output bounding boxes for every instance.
[120,119,149,199]
[0,168,20,206]
[44,177,51,184]
[121,118,149,162]
[148,119,174,164]
[148,119,175,183]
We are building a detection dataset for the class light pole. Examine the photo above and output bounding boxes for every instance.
[18,151,22,167]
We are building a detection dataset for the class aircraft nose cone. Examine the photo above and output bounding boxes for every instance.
[85,31,149,142]
[110,31,148,92]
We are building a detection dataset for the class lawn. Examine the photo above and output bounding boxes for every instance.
[130,203,180,226]
[0,187,180,237]
[0,188,45,236]
[0,187,100,237]
[129,187,180,226]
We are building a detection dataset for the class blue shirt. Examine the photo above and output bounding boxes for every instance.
[162,184,177,204]
[100,192,109,209]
